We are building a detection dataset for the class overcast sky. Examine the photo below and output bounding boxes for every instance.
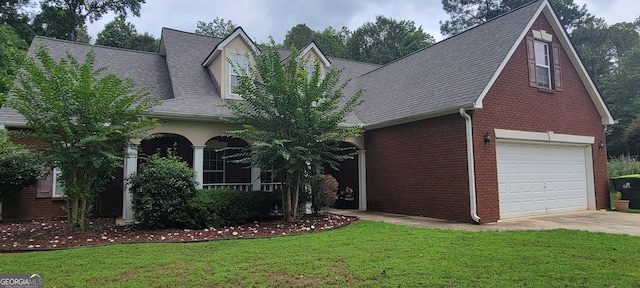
[86,0,638,44]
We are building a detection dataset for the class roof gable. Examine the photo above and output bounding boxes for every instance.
[298,41,331,67]
[202,27,259,66]
[355,0,544,128]
[353,0,613,128]
[474,0,614,125]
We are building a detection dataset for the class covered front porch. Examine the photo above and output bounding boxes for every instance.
[119,119,367,223]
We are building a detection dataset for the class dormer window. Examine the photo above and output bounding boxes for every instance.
[304,63,315,82]
[229,53,248,97]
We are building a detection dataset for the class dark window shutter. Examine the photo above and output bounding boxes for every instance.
[36,168,53,198]
[552,43,563,91]
[526,36,537,87]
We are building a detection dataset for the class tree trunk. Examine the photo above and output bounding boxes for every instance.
[284,171,302,223]
[292,171,300,220]
[285,183,294,222]
[70,197,79,230]
[66,198,72,228]
[79,198,87,231]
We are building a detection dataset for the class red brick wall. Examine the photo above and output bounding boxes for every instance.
[2,187,67,220]
[365,114,472,222]
[2,135,124,220]
[471,14,609,222]
[2,136,67,220]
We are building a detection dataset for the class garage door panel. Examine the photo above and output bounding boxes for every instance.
[497,142,588,218]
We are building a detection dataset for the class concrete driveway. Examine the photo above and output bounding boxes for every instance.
[331,209,640,236]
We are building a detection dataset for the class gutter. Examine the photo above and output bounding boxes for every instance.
[459,108,481,223]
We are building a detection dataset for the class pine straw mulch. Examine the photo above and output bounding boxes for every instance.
[1,213,356,252]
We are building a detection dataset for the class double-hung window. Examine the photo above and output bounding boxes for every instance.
[203,149,225,184]
[304,63,315,83]
[534,41,551,89]
[52,167,64,197]
[229,53,248,96]
[527,31,562,91]
[36,166,64,198]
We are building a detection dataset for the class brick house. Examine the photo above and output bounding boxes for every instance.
[0,0,613,223]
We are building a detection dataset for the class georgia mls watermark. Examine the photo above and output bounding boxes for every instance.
[0,274,43,288]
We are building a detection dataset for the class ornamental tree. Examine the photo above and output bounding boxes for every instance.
[6,46,158,230]
[224,41,364,223]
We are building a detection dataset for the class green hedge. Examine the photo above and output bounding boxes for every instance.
[180,188,280,229]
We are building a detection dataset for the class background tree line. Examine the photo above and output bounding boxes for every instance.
[2,0,640,156]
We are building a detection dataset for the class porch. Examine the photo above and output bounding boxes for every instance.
[119,119,368,224]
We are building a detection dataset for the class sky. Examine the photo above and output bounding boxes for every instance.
[86,0,638,44]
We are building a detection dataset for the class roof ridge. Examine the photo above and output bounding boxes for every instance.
[357,0,545,78]
[326,56,382,67]
[161,27,224,40]
[32,36,161,56]
[274,47,379,67]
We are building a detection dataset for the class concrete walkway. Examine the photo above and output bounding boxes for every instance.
[331,209,640,237]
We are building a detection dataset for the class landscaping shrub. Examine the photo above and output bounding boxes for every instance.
[129,153,197,229]
[608,155,640,178]
[181,188,280,229]
[309,174,339,215]
[0,131,43,201]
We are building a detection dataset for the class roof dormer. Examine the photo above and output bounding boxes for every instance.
[298,41,331,81]
[202,27,259,100]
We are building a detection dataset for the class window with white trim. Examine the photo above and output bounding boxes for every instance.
[260,168,274,184]
[229,53,248,96]
[52,167,65,197]
[203,149,225,184]
[534,41,551,89]
[304,63,315,83]
[526,32,562,91]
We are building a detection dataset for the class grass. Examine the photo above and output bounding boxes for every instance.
[2,221,640,287]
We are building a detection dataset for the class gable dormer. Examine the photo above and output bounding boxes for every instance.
[202,27,259,100]
[298,41,331,81]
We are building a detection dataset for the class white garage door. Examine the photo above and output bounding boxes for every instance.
[497,142,588,219]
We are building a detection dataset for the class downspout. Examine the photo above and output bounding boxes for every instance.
[459,108,481,223]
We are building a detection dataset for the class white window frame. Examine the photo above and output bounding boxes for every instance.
[203,148,225,184]
[228,53,248,99]
[534,41,551,89]
[52,167,64,197]
[304,63,315,83]
[260,168,275,184]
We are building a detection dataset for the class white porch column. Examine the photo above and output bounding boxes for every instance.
[121,145,138,225]
[192,145,206,189]
[357,150,367,211]
[251,167,261,191]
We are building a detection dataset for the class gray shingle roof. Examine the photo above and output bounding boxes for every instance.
[0,36,173,125]
[151,28,235,118]
[1,1,547,128]
[354,0,543,128]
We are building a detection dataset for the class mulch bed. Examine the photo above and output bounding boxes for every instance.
[0,213,356,252]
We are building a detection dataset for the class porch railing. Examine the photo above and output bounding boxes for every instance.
[261,182,282,192]
[202,182,282,192]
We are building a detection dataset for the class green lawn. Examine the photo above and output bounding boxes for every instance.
[2,221,640,287]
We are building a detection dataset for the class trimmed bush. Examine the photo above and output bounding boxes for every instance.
[129,153,197,229]
[181,188,280,229]
[309,174,339,215]
[0,131,43,201]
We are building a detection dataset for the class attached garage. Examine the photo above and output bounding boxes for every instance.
[495,134,596,219]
